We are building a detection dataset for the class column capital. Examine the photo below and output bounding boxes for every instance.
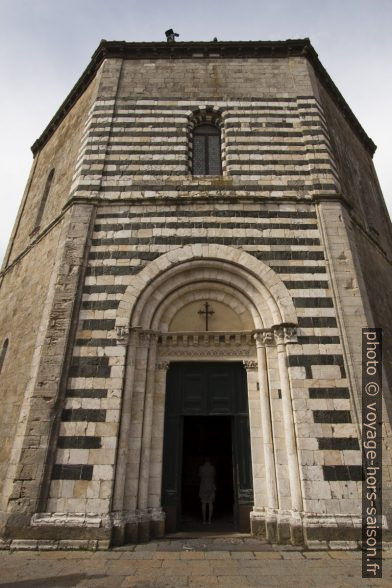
[115,325,159,345]
[254,324,298,347]
[272,324,298,345]
[243,360,258,370]
[115,325,130,344]
[136,329,159,347]
[253,329,274,347]
[155,361,170,371]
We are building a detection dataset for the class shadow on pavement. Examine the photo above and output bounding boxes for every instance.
[0,574,107,588]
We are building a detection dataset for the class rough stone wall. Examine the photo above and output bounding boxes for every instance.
[117,56,313,99]
[316,79,392,253]
[0,66,102,523]
[0,204,95,532]
[35,57,366,522]
[311,70,392,396]
[4,72,100,266]
[0,220,64,498]
[1,51,390,540]
[351,227,392,392]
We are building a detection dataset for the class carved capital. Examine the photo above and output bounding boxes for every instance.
[253,329,274,347]
[115,325,129,344]
[156,361,170,371]
[272,324,298,345]
[137,330,159,347]
[243,360,258,370]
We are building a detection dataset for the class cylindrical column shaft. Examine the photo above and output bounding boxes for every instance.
[137,337,158,510]
[112,328,138,511]
[276,341,303,512]
[254,336,278,509]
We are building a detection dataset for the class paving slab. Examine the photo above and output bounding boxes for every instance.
[0,535,391,587]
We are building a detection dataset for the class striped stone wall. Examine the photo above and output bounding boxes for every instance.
[2,44,391,548]
[47,200,362,519]
[71,95,339,200]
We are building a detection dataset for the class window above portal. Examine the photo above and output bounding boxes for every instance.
[192,123,222,176]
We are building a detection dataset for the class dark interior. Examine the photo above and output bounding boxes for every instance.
[180,415,234,530]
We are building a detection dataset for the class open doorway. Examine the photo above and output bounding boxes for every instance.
[180,416,234,531]
[161,361,253,534]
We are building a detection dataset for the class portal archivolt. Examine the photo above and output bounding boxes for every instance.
[116,243,297,334]
[111,244,301,544]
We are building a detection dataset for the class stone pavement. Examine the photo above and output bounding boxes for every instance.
[0,535,391,588]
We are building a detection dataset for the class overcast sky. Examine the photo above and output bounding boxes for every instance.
[1,0,391,265]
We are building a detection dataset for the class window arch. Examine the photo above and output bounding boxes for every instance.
[33,168,55,231]
[192,123,222,176]
[0,339,9,374]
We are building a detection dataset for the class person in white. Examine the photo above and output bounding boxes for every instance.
[199,459,216,524]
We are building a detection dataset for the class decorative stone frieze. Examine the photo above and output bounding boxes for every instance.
[159,331,254,347]
[158,330,256,360]
[159,348,253,359]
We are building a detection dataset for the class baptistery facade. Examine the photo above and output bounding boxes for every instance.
[0,39,391,549]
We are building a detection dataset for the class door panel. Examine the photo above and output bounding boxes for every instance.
[161,362,253,532]
[234,416,254,502]
[182,373,205,414]
[208,373,234,414]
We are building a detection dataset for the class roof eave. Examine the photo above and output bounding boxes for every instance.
[30,39,376,157]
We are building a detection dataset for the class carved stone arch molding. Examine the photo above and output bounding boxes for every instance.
[187,105,224,129]
[157,283,254,332]
[139,264,266,330]
[116,244,297,333]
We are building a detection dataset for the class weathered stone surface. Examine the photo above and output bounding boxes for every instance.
[0,540,391,588]
[0,39,390,547]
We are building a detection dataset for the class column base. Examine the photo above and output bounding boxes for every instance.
[250,508,303,544]
[302,513,363,543]
[0,511,111,546]
[111,508,165,546]
[251,509,390,546]
[0,510,165,547]
[1,508,390,549]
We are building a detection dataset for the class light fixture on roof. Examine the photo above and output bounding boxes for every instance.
[165,29,179,42]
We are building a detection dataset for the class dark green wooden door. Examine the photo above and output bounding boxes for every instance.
[161,362,253,532]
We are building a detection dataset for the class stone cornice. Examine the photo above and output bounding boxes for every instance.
[31,38,376,157]
[2,192,390,281]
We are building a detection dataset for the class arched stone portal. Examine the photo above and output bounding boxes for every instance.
[111,244,302,545]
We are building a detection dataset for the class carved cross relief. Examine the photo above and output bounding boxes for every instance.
[197,301,215,331]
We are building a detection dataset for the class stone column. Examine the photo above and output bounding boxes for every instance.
[249,331,279,542]
[112,327,139,513]
[111,328,154,545]
[274,325,303,544]
[148,361,169,538]
[137,333,159,542]
[254,332,278,510]
[111,327,142,546]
